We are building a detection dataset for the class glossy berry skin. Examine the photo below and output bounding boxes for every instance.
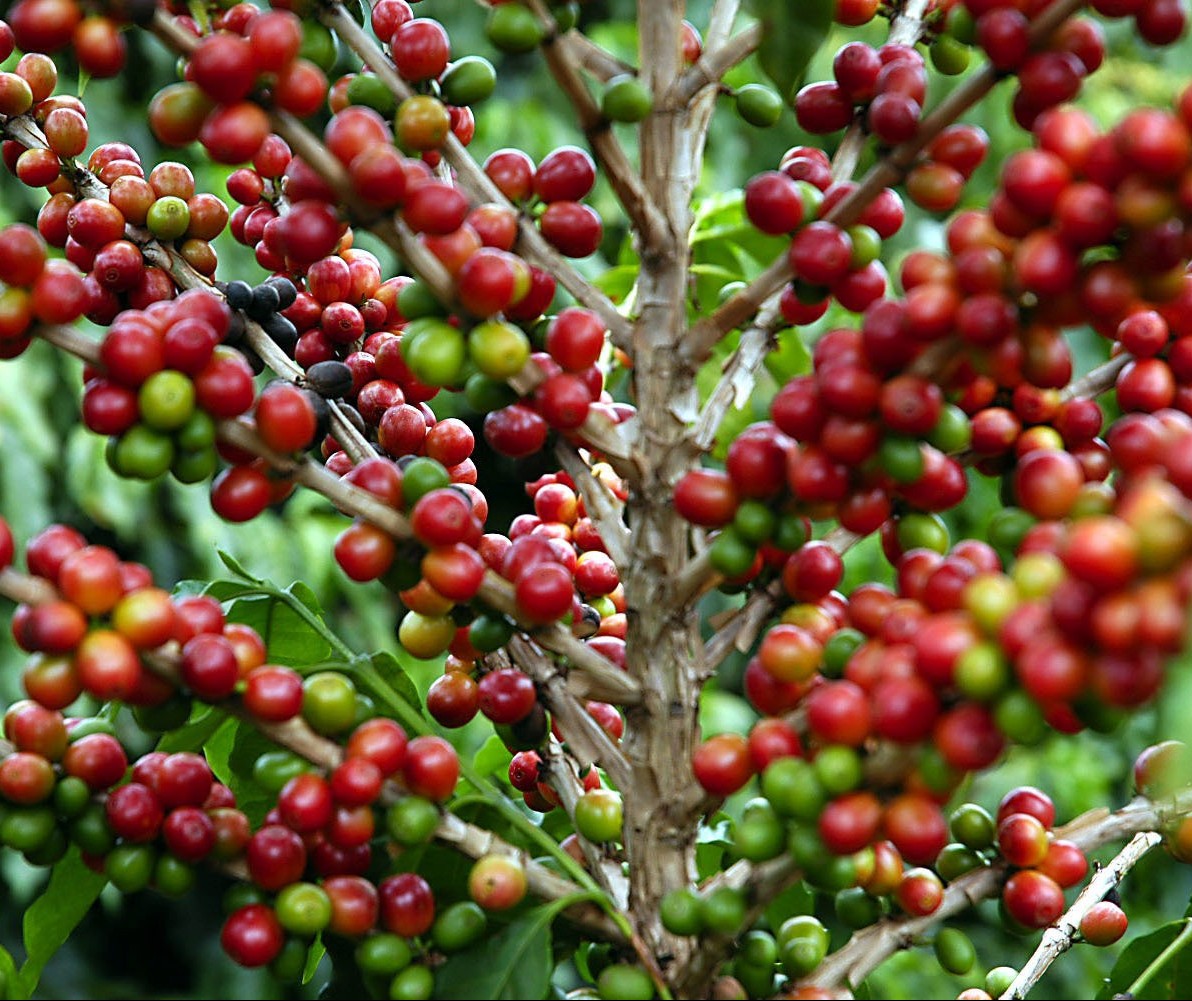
[221,904,284,968]
[1080,901,1128,946]
[1003,870,1065,929]
[403,735,459,801]
[468,854,527,911]
[378,872,435,937]
[692,733,753,797]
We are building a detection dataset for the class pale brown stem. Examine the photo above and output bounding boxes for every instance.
[553,442,631,569]
[692,303,780,452]
[540,735,631,906]
[317,2,634,347]
[566,31,636,83]
[691,525,860,667]
[831,123,869,184]
[1061,352,1131,402]
[803,789,1192,992]
[672,23,759,104]
[0,567,57,604]
[682,0,1089,364]
[1000,831,1163,1000]
[0,568,623,939]
[508,635,634,792]
[682,0,744,179]
[523,0,667,247]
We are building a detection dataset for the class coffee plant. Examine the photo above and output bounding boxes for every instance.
[1,0,1192,998]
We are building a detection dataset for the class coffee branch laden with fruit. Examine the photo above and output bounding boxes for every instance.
[1,0,1192,999]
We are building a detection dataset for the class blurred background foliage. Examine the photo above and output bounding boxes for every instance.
[0,0,1189,997]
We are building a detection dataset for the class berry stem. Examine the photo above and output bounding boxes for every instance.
[566,29,637,83]
[553,442,631,569]
[692,303,781,454]
[683,0,1090,365]
[1061,352,1133,402]
[0,566,628,941]
[672,22,761,105]
[523,0,668,248]
[315,1,634,347]
[506,635,633,790]
[801,788,1192,993]
[1000,830,1162,1000]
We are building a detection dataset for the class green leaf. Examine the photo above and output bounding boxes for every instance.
[696,816,733,881]
[748,0,833,105]
[765,881,816,934]
[154,706,226,754]
[18,849,107,996]
[286,580,326,617]
[217,548,263,583]
[346,650,423,714]
[473,735,514,779]
[0,942,23,1001]
[201,715,237,783]
[303,937,326,985]
[591,264,639,303]
[763,327,812,383]
[223,594,333,668]
[227,722,284,826]
[1099,919,1192,999]
[433,895,595,999]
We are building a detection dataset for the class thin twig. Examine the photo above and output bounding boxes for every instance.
[832,123,869,183]
[317,2,633,347]
[694,524,860,669]
[554,442,630,568]
[1061,353,1132,402]
[803,789,1192,992]
[566,31,636,82]
[704,0,744,52]
[672,23,760,104]
[682,0,1088,364]
[1000,831,1163,1000]
[523,0,667,247]
[508,635,634,792]
[692,302,781,452]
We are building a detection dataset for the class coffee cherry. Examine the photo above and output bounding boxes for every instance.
[221,904,284,968]
[468,854,527,911]
[1080,901,1128,946]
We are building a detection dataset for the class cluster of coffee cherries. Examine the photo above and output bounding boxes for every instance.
[423,470,628,776]
[677,474,1192,976]
[797,40,935,148]
[362,0,494,159]
[4,0,134,79]
[22,141,230,319]
[905,123,991,215]
[961,0,1181,129]
[950,787,1089,932]
[744,145,903,320]
[0,517,554,998]
[0,220,86,359]
[77,287,257,483]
